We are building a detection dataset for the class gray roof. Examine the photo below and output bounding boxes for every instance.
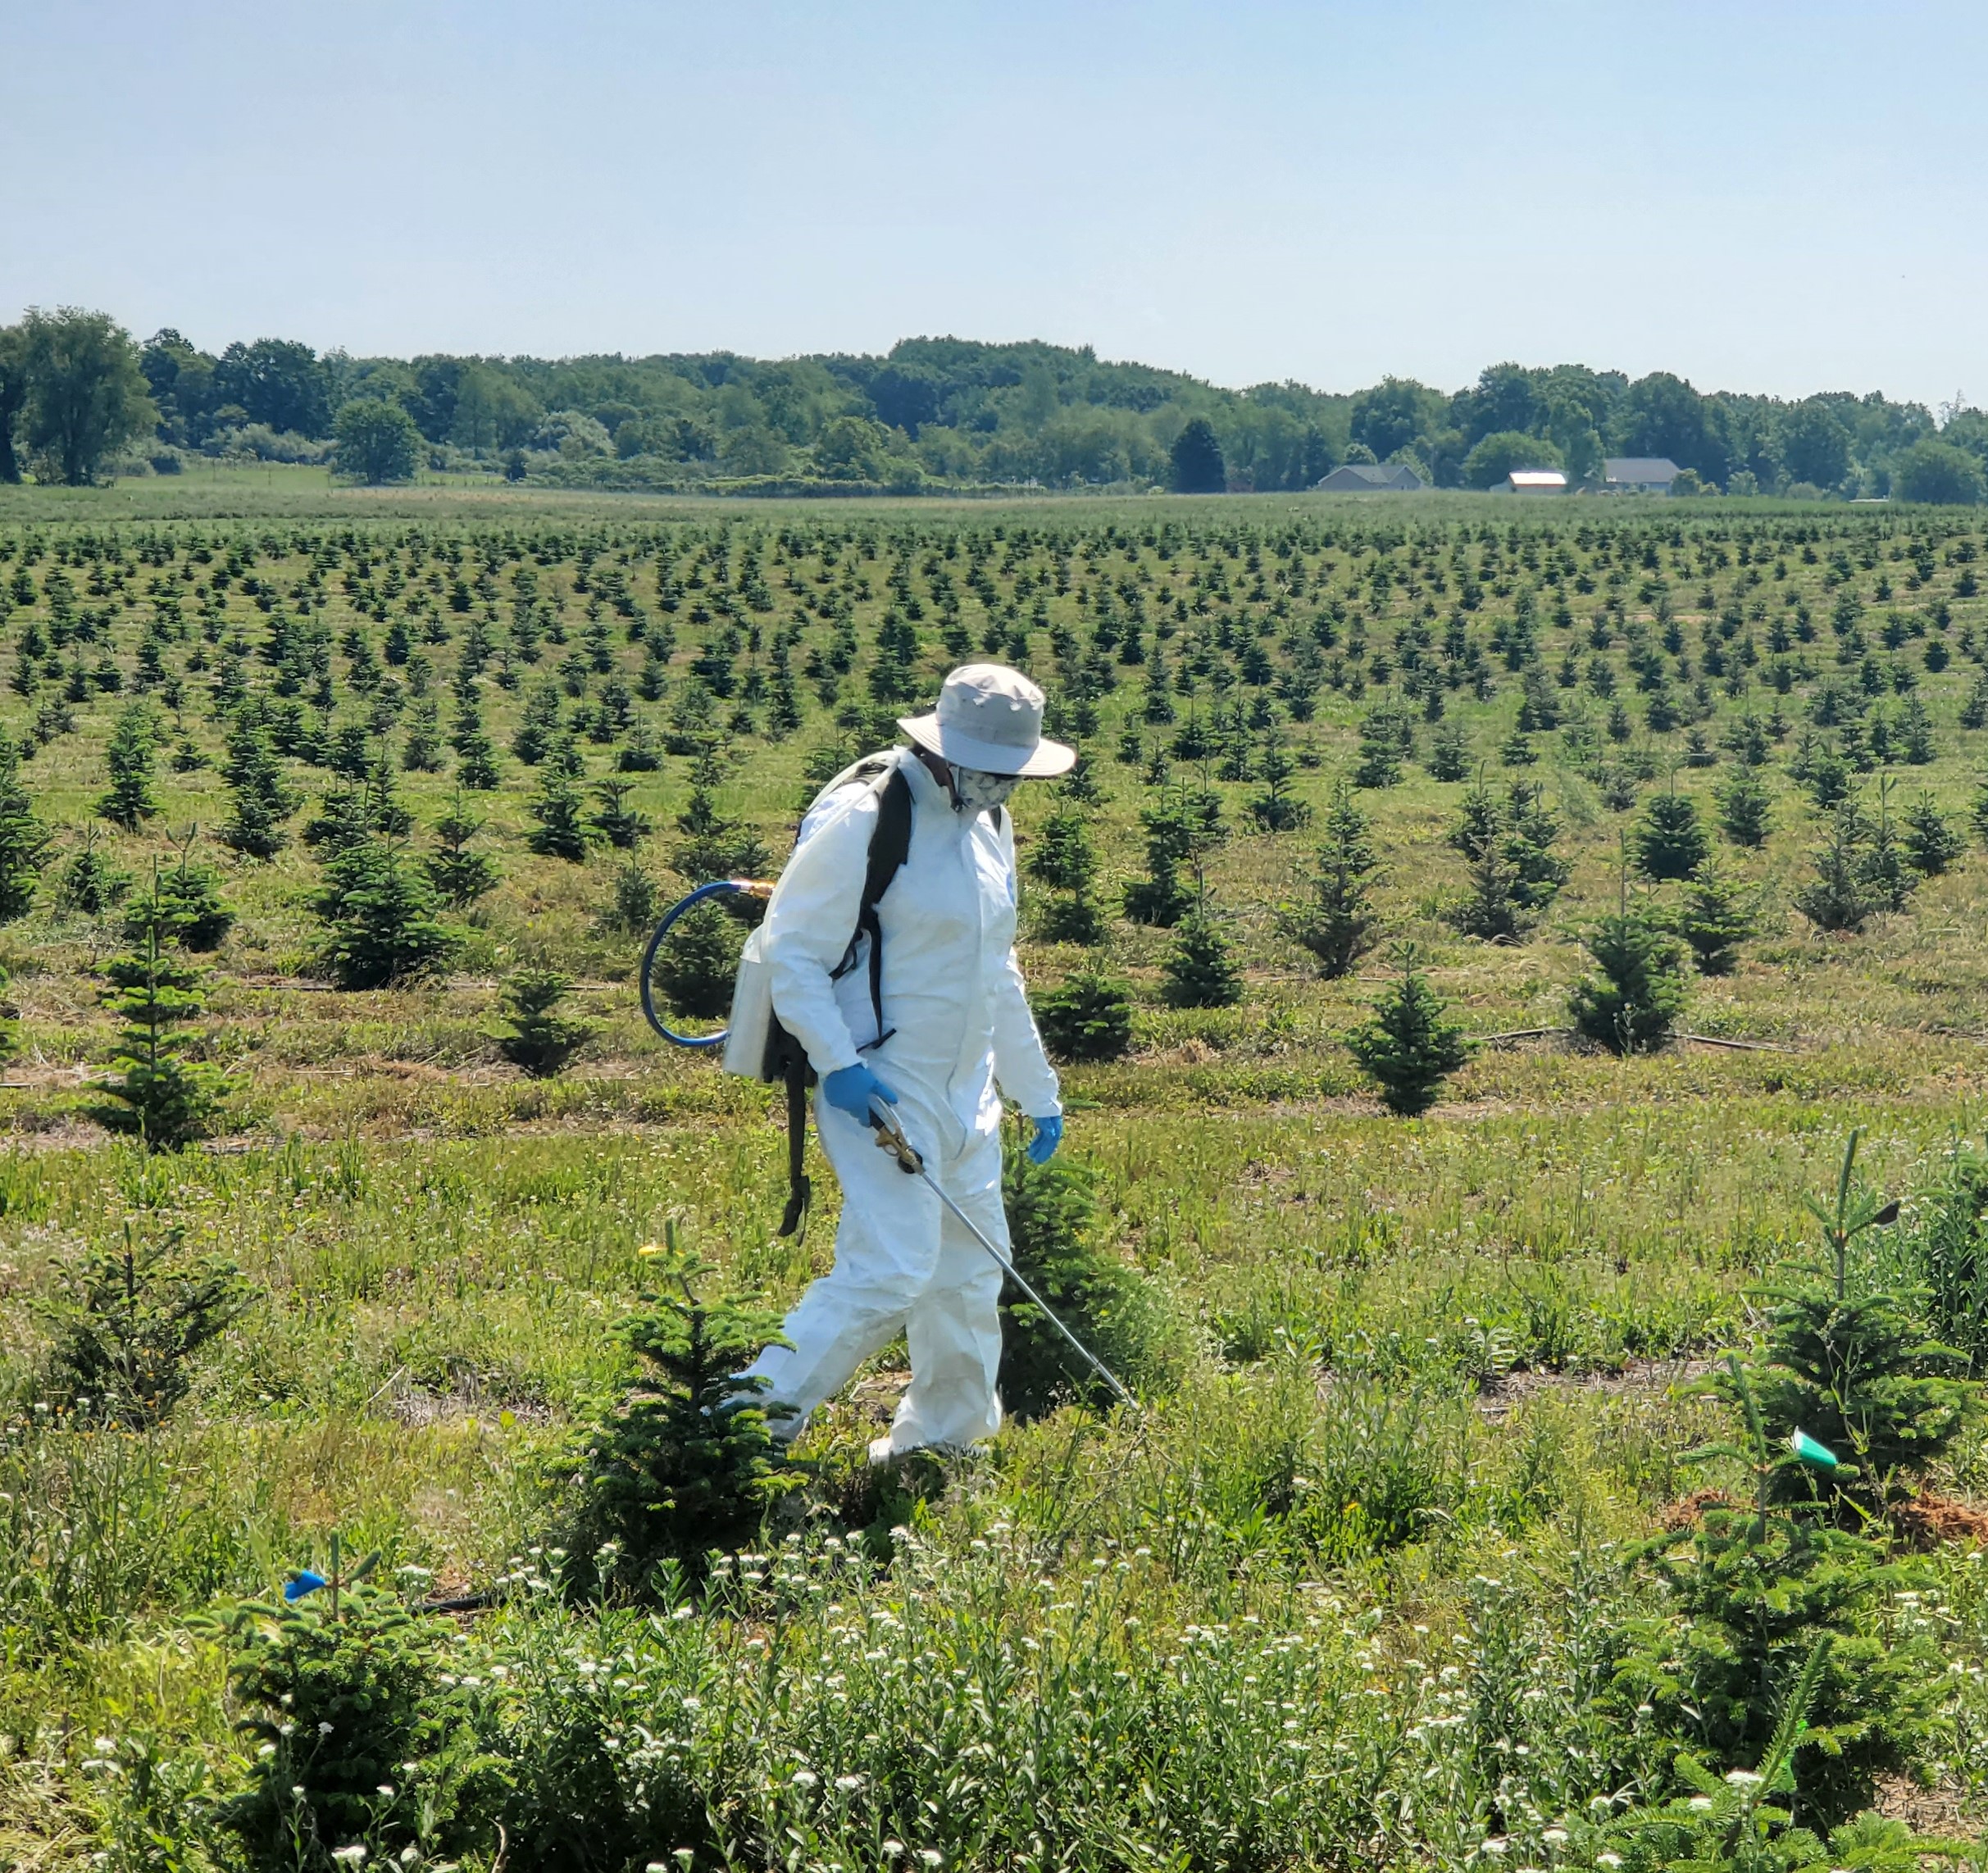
[1317,462,1425,492]
[1602,457,1681,483]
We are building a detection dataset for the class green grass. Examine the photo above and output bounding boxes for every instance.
[3,485,1988,1866]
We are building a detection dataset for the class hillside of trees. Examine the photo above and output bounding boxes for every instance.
[4,305,1988,502]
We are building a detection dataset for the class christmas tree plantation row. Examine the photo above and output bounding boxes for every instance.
[0,500,1985,1131]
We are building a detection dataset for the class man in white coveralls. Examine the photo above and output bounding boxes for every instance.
[742,664,1071,1462]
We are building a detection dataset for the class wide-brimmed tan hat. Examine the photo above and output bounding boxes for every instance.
[899,663,1076,777]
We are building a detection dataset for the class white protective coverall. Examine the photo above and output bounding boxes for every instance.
[741,748,1061,1455]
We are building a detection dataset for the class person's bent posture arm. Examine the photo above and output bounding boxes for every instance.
[740,664,1071,1463]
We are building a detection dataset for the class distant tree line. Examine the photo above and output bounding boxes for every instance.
[3,303,1988,502]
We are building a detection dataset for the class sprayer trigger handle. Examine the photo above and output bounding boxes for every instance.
[866,1102,924,1175]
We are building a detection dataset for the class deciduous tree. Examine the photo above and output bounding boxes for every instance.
[1891,440,1983,506]
[333,398,421,485]
[15,307,155,485]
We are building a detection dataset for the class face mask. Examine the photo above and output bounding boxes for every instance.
[950,766,1021,815]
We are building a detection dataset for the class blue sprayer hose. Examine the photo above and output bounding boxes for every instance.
[639,879,769,1048]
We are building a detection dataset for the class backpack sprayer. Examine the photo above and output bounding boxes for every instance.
[637,761,1139,1412]
[637,871,818,1235]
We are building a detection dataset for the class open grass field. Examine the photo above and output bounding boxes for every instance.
[4,476,1988,1871]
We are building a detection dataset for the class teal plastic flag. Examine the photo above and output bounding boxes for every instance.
[1788,1429,1839,1470]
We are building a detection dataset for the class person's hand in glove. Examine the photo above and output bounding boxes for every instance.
[1026,1113,1063,1164]
[823,1062,898,1123]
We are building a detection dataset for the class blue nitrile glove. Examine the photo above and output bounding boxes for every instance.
[1026,1114,1063,1164]
[823,1062,898,1123]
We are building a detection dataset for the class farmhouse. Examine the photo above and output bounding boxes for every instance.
[1317,462,1426,492]
[1501,468,1568,494]
[1602,456,1681,494]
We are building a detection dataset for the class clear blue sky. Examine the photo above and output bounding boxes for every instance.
[4,1,1984,407]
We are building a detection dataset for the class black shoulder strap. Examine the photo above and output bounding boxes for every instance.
[855,766,912,1051]
[862,766,912,911]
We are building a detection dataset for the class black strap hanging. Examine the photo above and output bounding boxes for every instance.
[777,1034,812,1238]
